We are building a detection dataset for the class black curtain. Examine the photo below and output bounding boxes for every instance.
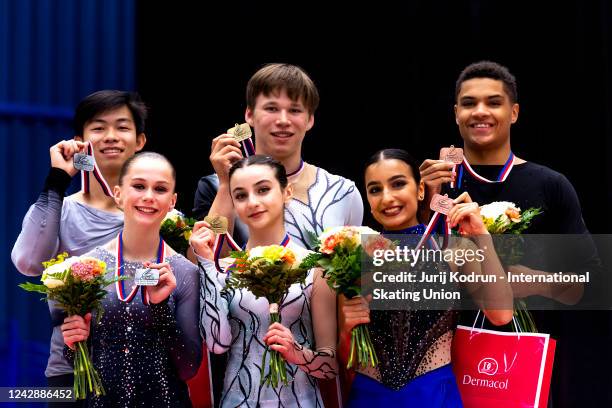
[137,1,612,406]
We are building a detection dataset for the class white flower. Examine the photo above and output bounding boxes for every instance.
[41,256,79,281]
[163,209,184,223]
[356,226,380,236]
[43,278,65,289]
[248,246,266,259]
[480,201,521,220]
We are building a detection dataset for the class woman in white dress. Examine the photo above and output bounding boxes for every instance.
[190,155,338,407]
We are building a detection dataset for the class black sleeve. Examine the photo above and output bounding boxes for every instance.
[546,173,603,305]
[44,167,73,196]
[192,173,249,248]
[192,174,219,220]
[547,172,589,234]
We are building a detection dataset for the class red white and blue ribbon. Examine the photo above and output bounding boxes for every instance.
[241,138,256,157]
[81,143,113,196]
[115,231,166,305]
[451,151,515,189]
[214,232,291,274]
[417,211,449,250]
[212,231,242,273]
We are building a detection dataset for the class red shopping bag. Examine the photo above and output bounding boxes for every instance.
[187,347,213,408]
[452,325,556,408]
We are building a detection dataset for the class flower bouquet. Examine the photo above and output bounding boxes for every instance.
[19,253,121,399]
[225,245,309,387]
[160,209,196,255]
[479,201,542,332]
[302,226,392,369]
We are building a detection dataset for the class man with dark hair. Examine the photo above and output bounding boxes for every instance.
[420,61,601,406]
[421,60,587,235]
[454,60,518,103]
[12,90,147,406]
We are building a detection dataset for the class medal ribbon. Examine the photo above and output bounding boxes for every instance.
[115,231,165,305]
[452,151,515,189]
[81,143,113,196]
[241,137,256,157]
[417,211,450,250]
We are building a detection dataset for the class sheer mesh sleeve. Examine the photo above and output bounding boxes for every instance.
[197,256,232,354]
[136,257,203,380]
[291,268,338,379]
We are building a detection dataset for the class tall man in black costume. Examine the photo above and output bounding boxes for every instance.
[420,61,603,407]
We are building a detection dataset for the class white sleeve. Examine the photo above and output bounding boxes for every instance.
[197,256,232,354]
[346,183,364,226]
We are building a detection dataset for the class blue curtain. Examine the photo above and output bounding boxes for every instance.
[0,0,135,404]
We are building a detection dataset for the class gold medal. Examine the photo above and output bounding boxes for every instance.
[227,123,252,142]
[204,214,229,234]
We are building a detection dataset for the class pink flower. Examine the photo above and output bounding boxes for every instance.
[363,235,394,257]
[70,262,97,281]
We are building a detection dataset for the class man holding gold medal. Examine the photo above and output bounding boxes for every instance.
[193,63,363,251]
[191,63,362,408]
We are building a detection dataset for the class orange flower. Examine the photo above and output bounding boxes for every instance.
[281,251,296,266]
[321,234,340,254]
[505,207,522,222]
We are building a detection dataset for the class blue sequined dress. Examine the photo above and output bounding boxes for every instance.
[347,224,463,407]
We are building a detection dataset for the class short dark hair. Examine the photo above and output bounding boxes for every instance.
[229,155,288,189]
[73,90,148,135]
[118,151,176,190]
[455,61,518,103]
[364,148,421,184]
[246,63,319,115]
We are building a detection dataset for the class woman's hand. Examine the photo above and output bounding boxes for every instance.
[263,322,301,364]
[189,221,216,260]
[61,313,92,349]
[145,262,177,304]
[338,294,371,336]
[448,192,488,236]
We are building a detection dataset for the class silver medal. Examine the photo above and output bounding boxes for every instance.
[73,153,95,171]
[135,268,159,286]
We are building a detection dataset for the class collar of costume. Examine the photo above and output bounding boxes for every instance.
[383,224,426,235]
[286,159,305,178]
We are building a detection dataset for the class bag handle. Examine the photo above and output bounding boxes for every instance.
[472,310,523,337]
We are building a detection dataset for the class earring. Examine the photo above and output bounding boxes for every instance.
[418,194,424,201]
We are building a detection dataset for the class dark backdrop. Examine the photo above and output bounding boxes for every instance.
[137,1,612,406]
